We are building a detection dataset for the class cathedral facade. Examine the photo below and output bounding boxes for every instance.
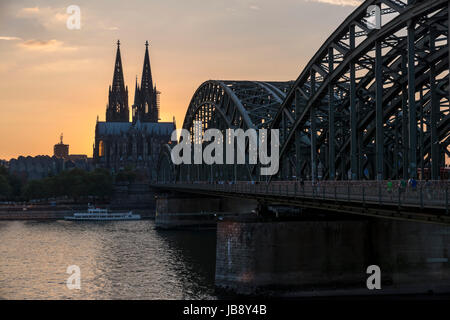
[93,41,175,180]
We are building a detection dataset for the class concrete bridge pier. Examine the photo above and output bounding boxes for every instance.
[215,215,450,296]
[154,192,258,229]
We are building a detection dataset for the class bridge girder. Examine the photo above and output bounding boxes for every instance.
[157,80,293,182]
[270,0,449,182]
[157,0,449,184]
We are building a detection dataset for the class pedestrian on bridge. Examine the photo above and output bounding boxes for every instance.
[408,178,417,192]
[399,179,407,199]
[387,179,393,199]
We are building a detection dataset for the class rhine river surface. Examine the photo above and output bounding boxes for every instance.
[0,220,217,299]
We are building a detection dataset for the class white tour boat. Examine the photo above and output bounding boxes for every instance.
[64,207,141,221]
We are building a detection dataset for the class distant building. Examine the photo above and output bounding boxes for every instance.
[9,156,65,180]
[67,154,88,161]
[8,155,94,180]
[54,134,69,159]
[93,40,175,179]
[8,136,93,180]
[52,134,92,171]
[65,155,93,172]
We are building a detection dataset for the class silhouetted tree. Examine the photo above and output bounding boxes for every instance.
[0,175,12,199]
[22,168,114,201]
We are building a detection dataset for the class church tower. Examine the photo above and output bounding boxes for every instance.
[106,40,129,122]
[94,40,175,174]
[133,41,160,123]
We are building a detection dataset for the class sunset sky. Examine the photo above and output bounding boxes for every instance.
[0,0,361,160]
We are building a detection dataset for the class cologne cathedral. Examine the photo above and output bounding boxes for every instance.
[93,40,175,179]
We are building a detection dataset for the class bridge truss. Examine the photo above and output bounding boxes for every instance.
[157,80,293,182]
[157,0,449,184]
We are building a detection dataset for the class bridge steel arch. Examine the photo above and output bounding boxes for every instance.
[157,0,449,184]
[270,0,449,182]
[156,80,293,183]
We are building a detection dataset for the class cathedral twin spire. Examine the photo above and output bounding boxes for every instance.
[106,40,129,122]
[134,40,160,123]
[141,41,153,93]
[106,40,159,123]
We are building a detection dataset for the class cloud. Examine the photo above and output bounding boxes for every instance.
[304,0,362,6]
[17,6,69,29]
[249,5,261,10]
[224,1,263,14]
[18,39,77,52]
[0,36,22,41]
[19,7,40,14]
[18,5,118,32]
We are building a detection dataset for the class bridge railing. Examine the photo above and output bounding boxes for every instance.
[157,180,450,211]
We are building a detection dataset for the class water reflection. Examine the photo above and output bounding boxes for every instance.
[0,220,217,299]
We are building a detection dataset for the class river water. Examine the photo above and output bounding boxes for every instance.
[0,220,217,299]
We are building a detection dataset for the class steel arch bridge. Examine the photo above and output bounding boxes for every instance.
[157,80,294,182]
[157,0,449,184]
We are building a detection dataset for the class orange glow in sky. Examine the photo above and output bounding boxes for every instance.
[0,0,358,160]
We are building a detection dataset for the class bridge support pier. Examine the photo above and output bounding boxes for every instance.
[215,216,450,296]
[155,192,258,230]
